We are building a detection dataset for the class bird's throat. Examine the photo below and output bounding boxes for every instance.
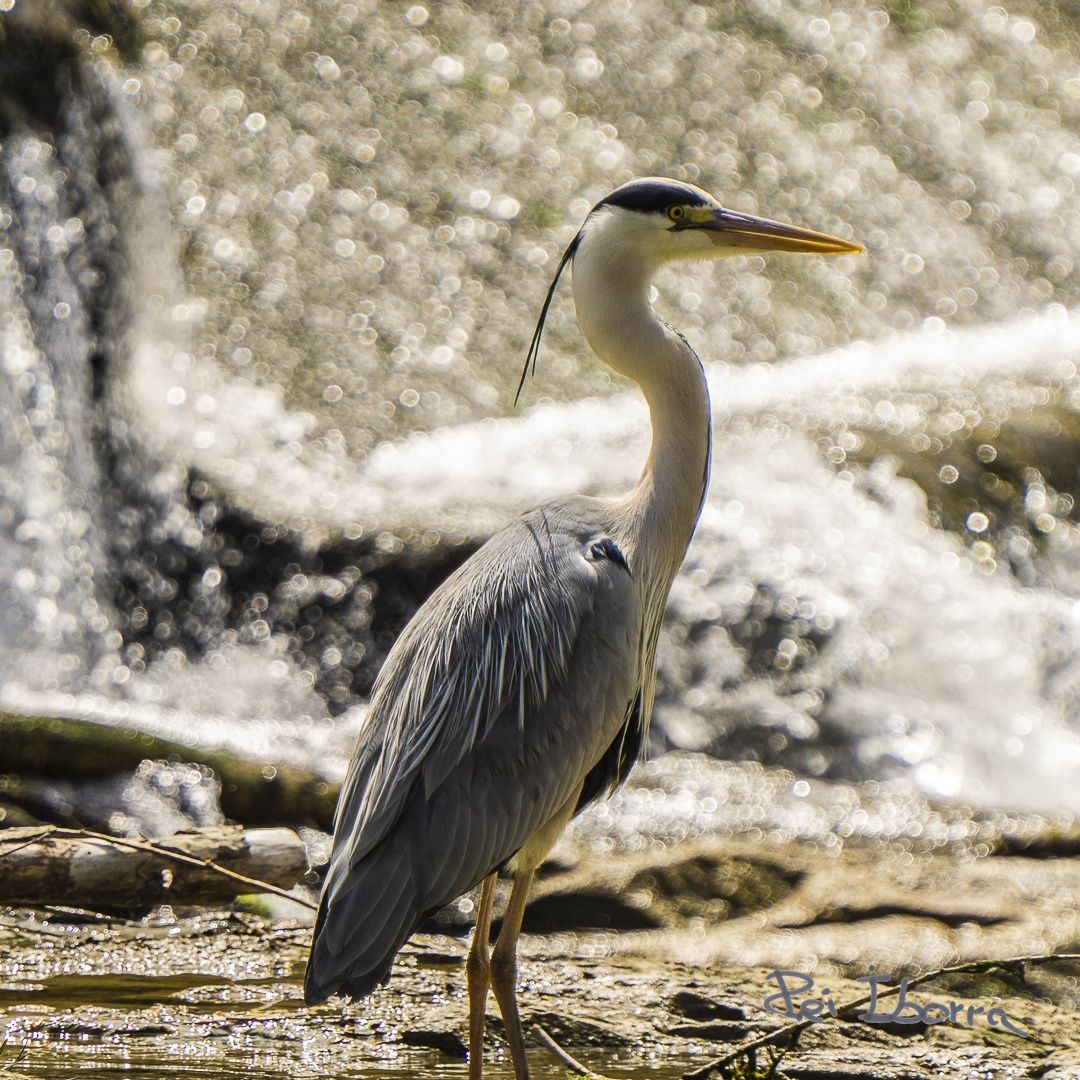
[635,344,712,573]
[571,251,712,577]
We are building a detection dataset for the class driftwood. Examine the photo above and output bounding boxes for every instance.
[0,825,308,911]
[0,710,340,829]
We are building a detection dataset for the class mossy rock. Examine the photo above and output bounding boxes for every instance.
[0,710,339,829]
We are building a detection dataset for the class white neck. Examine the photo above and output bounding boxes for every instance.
[570,215,712,585]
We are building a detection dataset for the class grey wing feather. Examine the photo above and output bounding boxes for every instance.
[305,504,638,1003]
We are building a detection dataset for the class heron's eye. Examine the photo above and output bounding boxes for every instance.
[668,205,686,222]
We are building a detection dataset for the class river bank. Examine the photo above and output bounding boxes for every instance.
[3,763,1079,1079]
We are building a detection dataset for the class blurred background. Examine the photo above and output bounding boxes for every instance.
[4,0,1080,842]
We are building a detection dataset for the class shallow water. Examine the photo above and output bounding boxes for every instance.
[0,919,701,1079]
[3,1042,699,1080]
[2,1017,699,1080]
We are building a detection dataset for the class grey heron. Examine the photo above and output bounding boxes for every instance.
[304,177,861,1077]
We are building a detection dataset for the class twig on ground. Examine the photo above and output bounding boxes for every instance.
[683,951,1080,1079]
[0,830,50,860]
[532,1024,617,1079]
[0,1038,29,1080]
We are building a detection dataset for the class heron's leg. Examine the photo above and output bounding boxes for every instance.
[490,866,536,1080]
[467,872,498,1080]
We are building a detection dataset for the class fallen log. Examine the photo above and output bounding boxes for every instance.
[0,825,309,911]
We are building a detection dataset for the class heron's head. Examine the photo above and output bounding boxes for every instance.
[587,177,863,266]
[515,176,862,402]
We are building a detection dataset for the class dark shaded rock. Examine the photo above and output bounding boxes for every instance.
[994,824,1080,859]
[0,1,143,135]
[400,1029,467,1057]
[724,581,834,680]
[110,489,477,713]
[778,902,1009,931]
[521,889,661,933]
[669,990,749,1022]
[410,950,465,968]
[842,403,1080,573]
[848,1016,929,1037]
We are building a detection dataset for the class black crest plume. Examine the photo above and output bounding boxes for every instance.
[514,229,583,406]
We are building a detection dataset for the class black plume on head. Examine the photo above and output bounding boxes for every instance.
[597,178,708,214]
[514,229,582,406]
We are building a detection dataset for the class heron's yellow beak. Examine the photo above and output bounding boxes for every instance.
[685,206,863,255]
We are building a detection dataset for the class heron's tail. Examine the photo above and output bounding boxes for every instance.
[303,841,419,1004]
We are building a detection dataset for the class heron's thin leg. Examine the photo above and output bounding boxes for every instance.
[466,872,498,1080]
[490,866,536,1080]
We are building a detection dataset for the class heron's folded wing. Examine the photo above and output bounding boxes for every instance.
[330,505,638,875]
[307,505,638,1001]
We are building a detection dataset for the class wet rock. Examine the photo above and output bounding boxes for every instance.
[517,841,805,935]
[780,1061,930,1080]
[400,1029,467,1057]
[521,889,661,933]
[626,852,802,924]
[993,822,1080,859]
[1,900,1075,1076]
[668,990,749,1022]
